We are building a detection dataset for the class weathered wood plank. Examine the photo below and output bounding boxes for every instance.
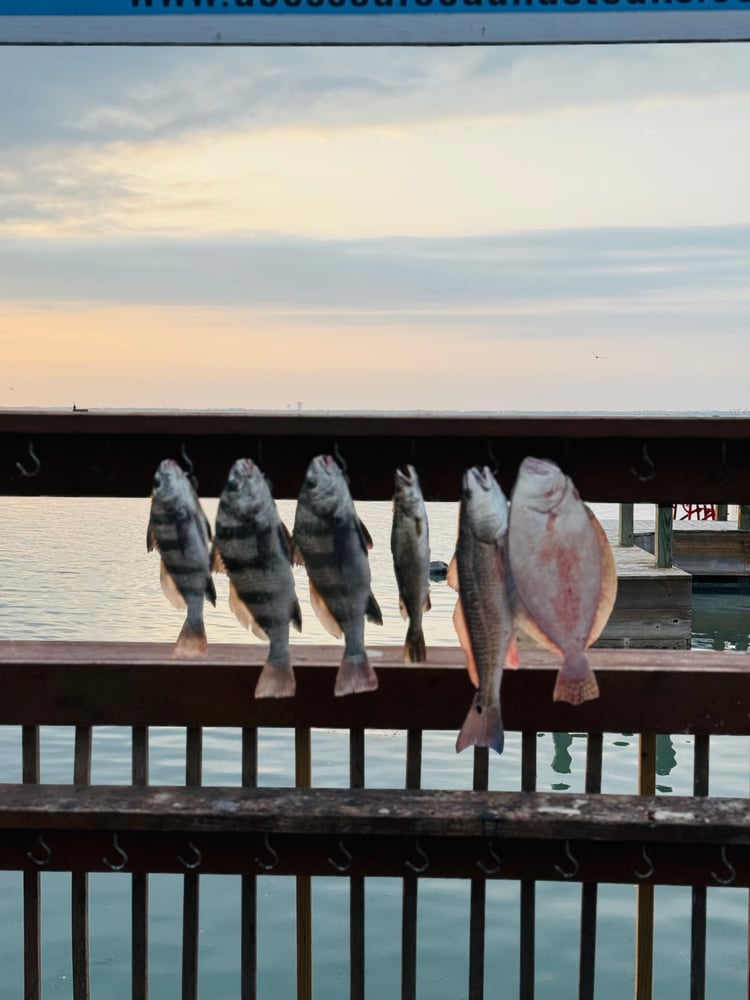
[3,786,748,846]
[635,734,656,1000]
[619,504,635,547]
[182,728,202,1000]
[520,732,537,1000]
[655,504,674,569]
[402,729,423,1000]
[241,728,258,1000]
[349,729,365,1000]
[296,728,312,1000]
[579,734,603,1000]
[2,410,750,503]
[132,727,149,1000]
[690,734,710,1000]
[469,748,489,1000]
[0,646,748,735]
[72,726,92,1000]
[22,726,40,1000]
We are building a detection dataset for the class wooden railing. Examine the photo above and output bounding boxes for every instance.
[1,410,750,1000]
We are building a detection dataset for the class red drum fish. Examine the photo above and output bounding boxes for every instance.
[448,466,516,755]
[508,456,617,706]
[391,465,431,663]
[293,455,383,696]
[147,459,216,657]
[212,458,302,699]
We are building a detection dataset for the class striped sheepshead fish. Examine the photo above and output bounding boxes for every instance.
[293,454,383,696]
[212,458,302,699]
[147,459,216,657]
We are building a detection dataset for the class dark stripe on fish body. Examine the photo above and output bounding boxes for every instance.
[149,512,176,527]
[221,553,269,574]
[215,522,261,543]
[155,539,184,554]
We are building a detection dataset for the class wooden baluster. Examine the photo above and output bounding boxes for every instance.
[132,726,149,1000]
[241,728,258,1000]
[350,728,365,1000]
[469,747,489,1000]
[296,727,312,1000]
[520,732,537,1000]
[579,734,603,1000]
[690,734,710,1000]
[22,725,41,1000]
[635,734,656,1000]
[72,725,92,1000]
[182,727,202,1000]
[401,729,423,1000]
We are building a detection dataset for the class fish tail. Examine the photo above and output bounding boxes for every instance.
[173,618,208,658]
[255,658,296,699]
[403,626,426,664]
[553,651,599,705]
[334,655,378,697]
[455,695,504,755]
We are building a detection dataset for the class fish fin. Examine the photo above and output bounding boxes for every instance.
[404,627,426,664]
[335,656,378,696]
[553,650,599,706]
[210,542,227,575]
[309,581,343,639]
[291,598,303,633]
[505,633,520,670]
[585,506,619,647]
[228,581,269,639]
[456,695,504,755]
[160,561,186,610]
[424,593,431,613]
[446,554,459,592]
[513,600,562,656]
[357,518,374,551]
[173,618,207,658]
[278,521,294,563]
[366,592,383,626]
[146,521,158,554]
[205,575,217,608]
[202,509,212,542]
[255,659,296,699]
[398,596,409,622]
[452,597,480,688]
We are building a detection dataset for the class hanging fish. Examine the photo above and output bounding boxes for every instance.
[147,458,216,657]
[390,465,431,663]
[293,454,383,696]
[448,466,516,755]
[212,458,302,699]
[507,456,617,706]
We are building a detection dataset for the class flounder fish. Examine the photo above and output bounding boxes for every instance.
[212,458,302,698]
[507,456,617,706]
[391,465,431,663]
[147,459,216,657]
[293,455,383,696]
[448,466,517,755]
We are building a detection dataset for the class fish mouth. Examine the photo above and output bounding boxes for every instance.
[468,465,493,492]
[395,464,416,486]
[521,456,555,476]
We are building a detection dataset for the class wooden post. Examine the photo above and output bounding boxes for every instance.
[738,506,750,531]
[635,734,656,1000]
[655,504,673,569]
[619,504,634,547]
[715,505,728,522]
[296,728,312,1000]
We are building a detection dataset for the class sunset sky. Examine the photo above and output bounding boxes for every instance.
[1,42,749,412]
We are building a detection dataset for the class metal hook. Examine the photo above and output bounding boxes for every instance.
[178,840,202,871]
[16,440,41,478]
[486,442,499,477]
[632,845,654,881]
[404,839,430,874]
[629,444,656,483]
[180,441,199,493]
[711,846,736,886]
[26,835,51,867]
[476,840,501,876]
[102,833,128,872]
[254,833,279,873]
[327,838,352,874]
[554,840,580,880]
[333,441,348,475]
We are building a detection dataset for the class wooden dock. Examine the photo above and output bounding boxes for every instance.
[632,518,750,578]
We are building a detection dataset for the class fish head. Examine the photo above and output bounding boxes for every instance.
[151,458,193,511]
[298,454,350,517]
[393,465,424,516]
[462,465,509,543]
[221,458,272,518]
[512,456,567,513]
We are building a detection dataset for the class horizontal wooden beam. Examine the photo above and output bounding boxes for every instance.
[1,643,749,734]
[2,410,749,502]
[2,786,748,886]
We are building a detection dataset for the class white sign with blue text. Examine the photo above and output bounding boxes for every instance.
[0,0,748,44]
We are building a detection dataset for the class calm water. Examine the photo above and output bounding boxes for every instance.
[0,497,748,998]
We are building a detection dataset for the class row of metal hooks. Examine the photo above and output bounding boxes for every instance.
[23,833,739,886]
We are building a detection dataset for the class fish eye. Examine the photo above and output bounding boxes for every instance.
[227,479,238,492]
[463,487,473,501]
[305,474,316,488]
[153,475,161,489]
